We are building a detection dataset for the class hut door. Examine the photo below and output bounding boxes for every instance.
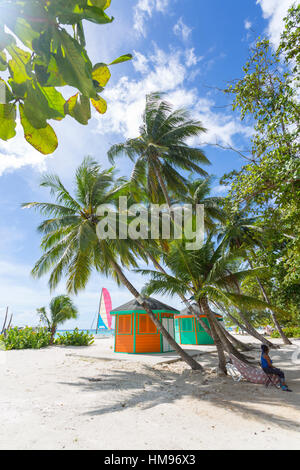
[162,318,175,352]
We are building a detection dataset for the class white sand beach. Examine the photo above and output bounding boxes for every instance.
[0,336,299,450]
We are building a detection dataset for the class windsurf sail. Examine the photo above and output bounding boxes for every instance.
[96,288,113,332]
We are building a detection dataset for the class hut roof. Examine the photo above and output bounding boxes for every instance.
[180,303,222,318]
[111,297,179,314]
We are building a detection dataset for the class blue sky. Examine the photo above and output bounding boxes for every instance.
[0,0,295,328]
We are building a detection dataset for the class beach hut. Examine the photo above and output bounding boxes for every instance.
[110,297,179,354]
[175,303,223,345]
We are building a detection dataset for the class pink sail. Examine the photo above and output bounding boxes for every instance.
[98,288,113,330]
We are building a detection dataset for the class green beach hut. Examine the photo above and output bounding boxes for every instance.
[110,297,179,354]
[175,303,223,345]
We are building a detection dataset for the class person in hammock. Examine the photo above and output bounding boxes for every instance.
[261,344,292,392]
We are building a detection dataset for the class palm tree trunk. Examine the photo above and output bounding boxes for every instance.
[153,162,173,209]
[217,319,253,352]
[111,259,203,371]
[50,325,56,345]
[212,316,254,363]
[247,258,291,345]
[256,276,291,345]
[236,308,278,348]
[201,299,227,375]
[223,282,277,348]
[143,247,212,335]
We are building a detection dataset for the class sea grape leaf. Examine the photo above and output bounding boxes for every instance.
[92,63,111,87]
[7,45,31,84]
[0,1,131,153]
[8,17,39,49]
[109,54,133,65]
[0,103,16,140]
[91,96,107,114]
[88,0,112,10]
[41,87,66,120]
[55,30,96,98]
[44,56,67,87]
[57,4,113,25]
[23,81,65,129]
[20,103,58,155]
[64,93,91,125]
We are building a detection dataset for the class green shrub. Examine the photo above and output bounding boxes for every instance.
[55,328,94,346]
[2,327,51,350]
[271,326,300,338]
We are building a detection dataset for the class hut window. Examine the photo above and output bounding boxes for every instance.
[139,314,157,334]
[118,315,132,334]
[181,318,193,332]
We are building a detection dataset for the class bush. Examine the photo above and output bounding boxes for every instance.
[55,328,94,346]
[271,326,300,338]
[1,327,51,350]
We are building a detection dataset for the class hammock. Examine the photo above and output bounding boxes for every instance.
[228,354,281,387]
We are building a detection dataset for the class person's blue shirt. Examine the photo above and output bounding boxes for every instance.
[261,353,272,369]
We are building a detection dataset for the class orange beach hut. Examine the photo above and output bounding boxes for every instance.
[110,297,179,354]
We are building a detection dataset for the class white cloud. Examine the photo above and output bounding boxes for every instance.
[173,18,192,42]
[94,45,252,147]
[133,51,150,74]
[133,0,170,37]
[185,48,203,67]
[244,19,252,30]
[212,184,230,195]
[257,0,296,47]
[0,125,47,176]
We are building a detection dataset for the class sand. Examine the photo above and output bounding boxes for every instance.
[0,335,299,450]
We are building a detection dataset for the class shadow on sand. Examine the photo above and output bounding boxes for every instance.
[59,345,300,432]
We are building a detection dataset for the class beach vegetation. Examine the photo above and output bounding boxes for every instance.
[37,295,78,344]
[0,326,51,350]
[271,327,300,339]
[55,328,94,346]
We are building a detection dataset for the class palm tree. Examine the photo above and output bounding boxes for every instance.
[108,94,218,341]
[37,295,78,344]
[175,177,226,232]
[24,157,202,370]
[108,92,210,207]
[218,208,291,345]
[138,239,285,374]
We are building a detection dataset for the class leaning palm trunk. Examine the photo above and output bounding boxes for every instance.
[200,299,227,374]
[212,302,253,352]
[111,260,203,371]
[248,258,291,345]
[223,286,277,348]
[225,306,277,349]
[144,248,212,335]
[217,319,253,352]
[255,276,291,345]
[212,316,253,363]
[236,308,278,348]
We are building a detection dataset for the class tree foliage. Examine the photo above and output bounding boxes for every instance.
[0,0,132,153]
[221,5,300,325]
